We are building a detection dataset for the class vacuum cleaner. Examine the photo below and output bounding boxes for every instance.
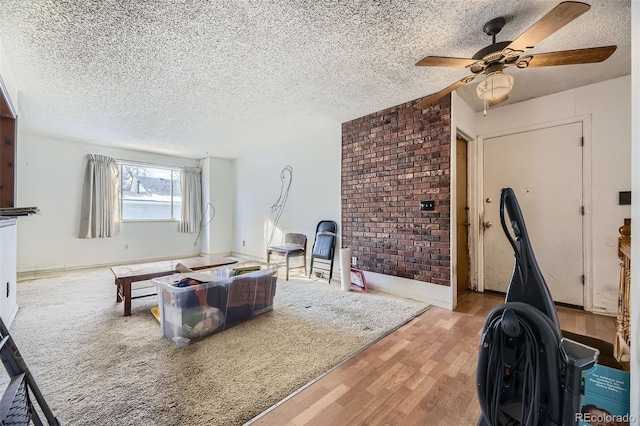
[476,187,600,426]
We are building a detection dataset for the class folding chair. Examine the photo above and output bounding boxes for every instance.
[308,220,338,282]
[0,317,61,425]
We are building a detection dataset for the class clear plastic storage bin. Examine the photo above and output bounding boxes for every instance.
[152,262,278,346]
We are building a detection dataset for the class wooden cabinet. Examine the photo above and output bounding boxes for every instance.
[0,76,17,209]
[0,218,17,327]
[615,218,631,369]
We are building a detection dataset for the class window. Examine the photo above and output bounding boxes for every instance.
[119,163,181,221]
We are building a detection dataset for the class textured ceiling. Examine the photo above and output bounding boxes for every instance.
[0,1,631,159]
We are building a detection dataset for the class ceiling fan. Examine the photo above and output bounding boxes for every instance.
[414,1,617,112]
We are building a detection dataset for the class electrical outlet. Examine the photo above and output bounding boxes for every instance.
[352,256,357,265]
[124,244,128,250]
[420,200,435,211]
[243,240,246,247]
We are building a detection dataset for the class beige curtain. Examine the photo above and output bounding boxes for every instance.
[79,154,120,238]
[179,166,202,233]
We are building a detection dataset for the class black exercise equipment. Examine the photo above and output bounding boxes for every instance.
[476,187,598,426]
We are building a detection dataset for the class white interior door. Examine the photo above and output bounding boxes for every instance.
[482,122,584,306]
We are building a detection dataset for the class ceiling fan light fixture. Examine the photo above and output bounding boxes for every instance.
[476,71,514,101]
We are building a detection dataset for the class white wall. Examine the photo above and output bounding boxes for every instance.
[452,92,476,141]
[16,132,202,272]
[233,125,341,262]
[630,0,638,419]
[201,156,234,255]
[474,76,631,315]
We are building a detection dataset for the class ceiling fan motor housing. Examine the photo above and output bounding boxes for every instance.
[472,41,512,62]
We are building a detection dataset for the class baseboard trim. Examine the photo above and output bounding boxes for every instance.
[355,270,453,310]
[18,251,234,276]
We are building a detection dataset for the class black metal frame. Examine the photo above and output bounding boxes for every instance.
[0,318,61,425]
[309,220,338,283]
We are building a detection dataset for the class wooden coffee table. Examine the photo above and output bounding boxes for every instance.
[110,255,237,316]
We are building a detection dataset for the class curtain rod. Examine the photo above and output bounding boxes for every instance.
[112,157,187,170]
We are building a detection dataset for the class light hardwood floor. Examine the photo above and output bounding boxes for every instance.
[251,291,616,426]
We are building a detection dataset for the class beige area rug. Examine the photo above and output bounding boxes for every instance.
[11,267,429,425]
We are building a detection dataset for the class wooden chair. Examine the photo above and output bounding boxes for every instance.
[267,233,307,280]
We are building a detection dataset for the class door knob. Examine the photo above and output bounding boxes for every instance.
[483,221,493,229]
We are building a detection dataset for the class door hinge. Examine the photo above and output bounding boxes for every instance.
[581,206,585,215]
[581,275,585,285]
[580,137,584,147]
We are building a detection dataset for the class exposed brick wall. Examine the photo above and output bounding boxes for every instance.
[341,96,451,286]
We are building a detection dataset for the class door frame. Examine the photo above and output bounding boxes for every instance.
[451,130,473,310]
[470,115,593,311]
[455,137,470,297]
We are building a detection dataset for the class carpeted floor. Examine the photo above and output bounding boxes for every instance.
[10,267,429,425]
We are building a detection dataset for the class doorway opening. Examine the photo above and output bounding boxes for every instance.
[455,137,470,296]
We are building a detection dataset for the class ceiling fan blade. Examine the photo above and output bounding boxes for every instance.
[416,56,477,68]
[516,45,617,68]
[504,1,591,55]
[415,76,475,109]
[488,94,509,107]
